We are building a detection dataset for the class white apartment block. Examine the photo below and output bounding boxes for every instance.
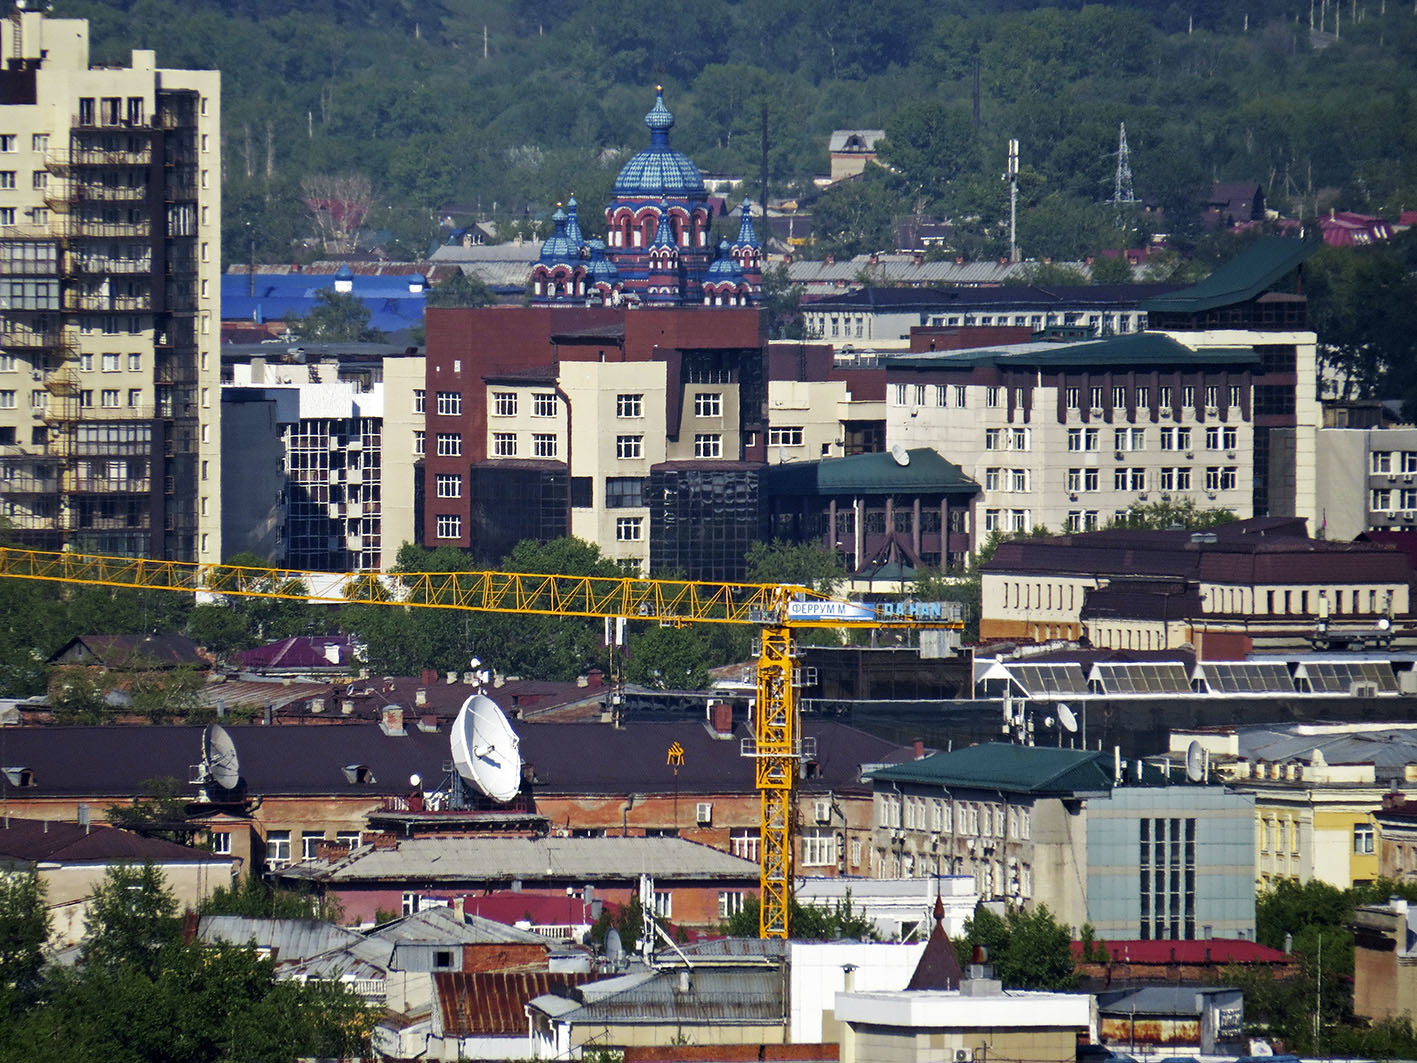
[885,327,1320,539]
[0,6,220,561]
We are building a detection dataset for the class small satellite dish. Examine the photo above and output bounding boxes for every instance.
[1185,740,1205,783]
[1057,704,1078,734]
[450,693,522,803]
[203,724,240,790]
[891,443,911,467]
[605,927,624,968]
[409,773,422,788]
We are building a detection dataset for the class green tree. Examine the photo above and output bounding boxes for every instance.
[206,553,315,644]
[81,863,182,977]
[425,269,496,308]
[624,624,712,691]
[200,875,342,922]
[295,288,385,343]
[759,263,805,340]
[955,902,1077,990]
[744,540,846,595]
[49,669,116,725]
[0,872,49,1013]
[1089,255,1135,285]
[1108,499,1237,531]
[723,894,876,939]
[105,777,191,841]
[876,100,978,209]
[810,175,899,260]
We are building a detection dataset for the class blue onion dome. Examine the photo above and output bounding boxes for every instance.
[650,199,676,250]
[565,196,586,249]
[613,86,706,198]
[586,239,619,281]
[735,198,760,247]
[538,204,579,264]
[334,263,355,281]
[706,239,744,279]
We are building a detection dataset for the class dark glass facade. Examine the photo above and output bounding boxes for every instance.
[467,463,568,563]
[649,464,766,580]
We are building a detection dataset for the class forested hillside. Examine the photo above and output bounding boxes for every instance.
[51,0,1417,264]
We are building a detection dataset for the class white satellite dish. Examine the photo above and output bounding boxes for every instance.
[1185,740,1205,783]
[202,724,240,790]
[450,693,522,803]
[1056,704,1078,734]
[890,443,911,467]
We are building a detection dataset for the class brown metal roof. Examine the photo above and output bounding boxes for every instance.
[436,971,590,1036]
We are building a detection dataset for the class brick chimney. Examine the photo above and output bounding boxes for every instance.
[711,700,734,735]
[421,668,437,686]
[913,738,926,760]
[380,706,406,736]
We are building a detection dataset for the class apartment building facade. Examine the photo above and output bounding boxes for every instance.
[0,7,220,561]
[883,240,1321,543]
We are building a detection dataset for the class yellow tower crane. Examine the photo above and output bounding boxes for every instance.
[0,546,961,937]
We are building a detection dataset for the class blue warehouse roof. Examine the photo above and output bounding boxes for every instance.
[222,273,427,334]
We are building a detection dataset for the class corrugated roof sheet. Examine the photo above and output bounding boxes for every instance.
[284,836,760,885]
[197,916,363,963]
[437,971,591,1035]
[370,906,549,947]
[1141,237,1318,314]
[543,966,785,1024]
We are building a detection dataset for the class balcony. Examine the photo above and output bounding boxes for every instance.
[48,145,153,169]
[65,292,152,313]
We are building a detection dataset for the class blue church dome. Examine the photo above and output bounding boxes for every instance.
[538,205,582,264]
[706,240,743,279]
[613,87,706,198]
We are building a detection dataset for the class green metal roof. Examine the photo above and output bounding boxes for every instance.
[1140,237,1320,315]
[765,448,979,497]
[867,742,1114,794]
[884,331,1259,372]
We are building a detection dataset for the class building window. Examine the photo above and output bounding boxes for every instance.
[0,137,11,153]
[1010,468,1029,492]
[730,828,760,861]
[264,830,291,867]
[413,430,425,455]
[30,134,46,152]
[79,390,93,408]
[768,426,803,447]
[435,473,461,498]
[336,831,362,850]
[800,829,836,867]
[1139,817,1195,940]
[402,893,421,916]
[986,468,1001,490]
[531,433,557,458]
[983,509,1000,531]
[693,433,722,458]
[986,386,1001,407]
[1355,823,1375,854]
[127,352,141,371]
[79,353,93,372]
[718,891,747,919]
[435,433,461,456]
[492,391,517,416]
[1206,426,1220,450]
[210,832,231,855]
[617,393,642,418]
[435,514,462,539]
[413,389,425,414]
[1160,427,1174,450]
[892,383,907,406]
[492,432,516,457]
[1182,385,1195,409]
[101,352,119,372]
[694,392,722,417]
[1137,386,1150,408]
[100,389,119,408]
[1372,488,1393,511]
[1160,385,1173,409]
[616,435,643,459]
[985,429,1002,450]
[1066,386,1080,409]
[128,389,141,407]
[1113,385,1126,407]
[532,392,558,417]
[301,831,326,860]
[954,385,966,407]
[615,517,643,541]
[605,477,646,508]
[0,391,13,409]
[651,892,672,919]
[1011,428,1029,451]
[436,391,462,416]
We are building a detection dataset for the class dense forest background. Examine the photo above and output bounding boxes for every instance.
[49,0,1417,264]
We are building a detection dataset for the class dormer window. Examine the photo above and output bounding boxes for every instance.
[2,767,33,788]
[341,764,374,785]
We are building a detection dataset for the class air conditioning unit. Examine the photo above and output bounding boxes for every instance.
[956,1050,972,1062]
[814,799,831,824]
[1206,405,1219,415]
[1068,492,1078,501]
[696,801,713,825]
[1185,451,1195,459]
[1226,450,1236,459]
[1114,451,1125,460]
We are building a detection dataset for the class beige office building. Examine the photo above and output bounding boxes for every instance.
[0,6,220,561]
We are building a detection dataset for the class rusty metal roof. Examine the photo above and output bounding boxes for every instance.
[436,971,591,1036]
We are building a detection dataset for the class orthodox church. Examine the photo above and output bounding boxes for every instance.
[530,87,762,307]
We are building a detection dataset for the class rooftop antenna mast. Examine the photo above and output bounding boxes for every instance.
[1007,139,1020,263]
[1112,123,1137,227]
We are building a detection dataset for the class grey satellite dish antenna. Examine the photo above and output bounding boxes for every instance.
[450,693,522,803]
[1185,740,1205,783]
[202,724,240,790]
[1056,704,1078,734]
[891,443,911,466]
[605,927,624,969]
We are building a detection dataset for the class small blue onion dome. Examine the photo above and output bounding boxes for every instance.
[587,239,619,281]
[334,264,355,280]
[706,239,744,279]
[613,86,706,198]
[650,199,676,250]
[735,199,760,248]
[538,204,580,264]
[565,196,586,248]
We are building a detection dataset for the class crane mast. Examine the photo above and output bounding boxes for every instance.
[0,546,959,937]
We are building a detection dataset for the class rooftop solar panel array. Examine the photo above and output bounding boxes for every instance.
[1203,663,1295,694]
[1089,663,1191,695]
[1006,664,1089,697]
[1301,660,1399,694]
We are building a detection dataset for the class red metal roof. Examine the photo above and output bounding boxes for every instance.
[1071,938,1290,964]
[435,971,591,1036]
